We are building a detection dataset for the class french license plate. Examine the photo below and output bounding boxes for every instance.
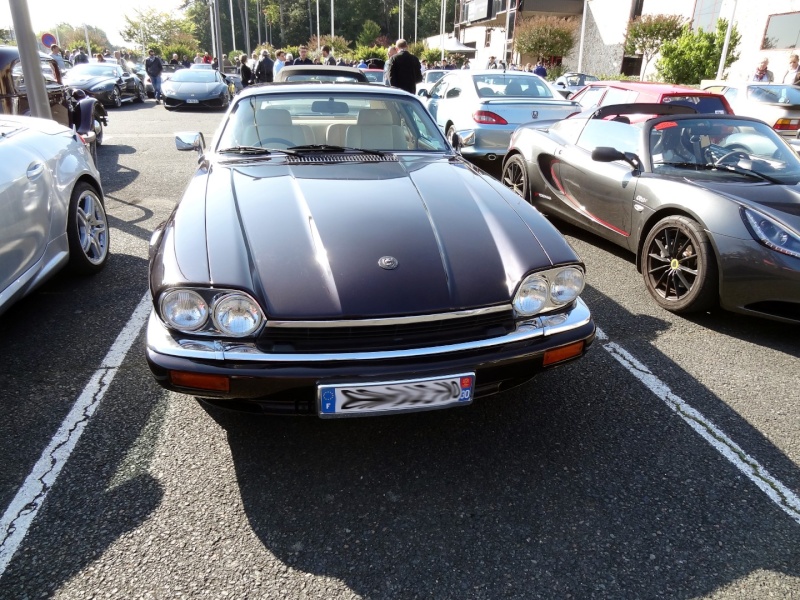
[318,373,475,418]
[186,98,199,104]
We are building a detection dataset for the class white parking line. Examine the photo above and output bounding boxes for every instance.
[0,292,152,579]
[596,327,800,526]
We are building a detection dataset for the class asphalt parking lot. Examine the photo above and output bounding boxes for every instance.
[0,100,798,599]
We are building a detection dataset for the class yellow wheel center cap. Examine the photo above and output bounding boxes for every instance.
[670,258,680,270]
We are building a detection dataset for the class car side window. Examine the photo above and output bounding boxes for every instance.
[577,119,641,156]
[574,86,604,108]
[601,87,636,106]
[429,79,446,99]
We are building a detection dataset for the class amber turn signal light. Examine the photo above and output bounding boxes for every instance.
[170,371,230,392]
[542,341,585,366]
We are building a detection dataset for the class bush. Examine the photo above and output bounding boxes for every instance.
[655,18,740,84]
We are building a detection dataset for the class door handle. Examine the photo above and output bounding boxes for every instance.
[26,162,44,180]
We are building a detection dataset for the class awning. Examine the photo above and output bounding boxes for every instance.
[427,37,478,54]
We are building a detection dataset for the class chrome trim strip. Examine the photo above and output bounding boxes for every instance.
[267,304,511,328]
[147,298,592,363]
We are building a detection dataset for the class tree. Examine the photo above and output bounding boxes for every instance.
[0,28,14,45]
[47,24,112,53]
[358,20,382,47]
[624,13,685,76]
[656,18,740,84]
[121,9,195,52]
[513,15,578,60]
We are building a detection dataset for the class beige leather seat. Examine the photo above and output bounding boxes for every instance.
[345,109,406,150]
[326,123,349,146]
[242,108,315,147]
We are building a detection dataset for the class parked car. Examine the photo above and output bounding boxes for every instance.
[0,45,106,160]
[362,68,385,84]
[63,62,146,107]
[125,62,154,97]
[568,81,733,115]
[0,115,109,316]
[145,83,595,416]
[501,103,800,323]
[161,67,232,110]
[274,64,369,83]
[416,68,448,95]
[701,80,800,138]
[419,70,581,169]
[553,72,598,98]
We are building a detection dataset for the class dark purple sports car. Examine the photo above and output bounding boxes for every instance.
[146,83,595,417]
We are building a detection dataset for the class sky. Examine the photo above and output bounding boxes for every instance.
[1,0,184,47]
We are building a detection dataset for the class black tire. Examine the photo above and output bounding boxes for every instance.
[501,154,529,201]
[642,215,718,313]
[93,107,104,146]
[67,182,110,274]
[135,83,147,103]
[111,86,122,108]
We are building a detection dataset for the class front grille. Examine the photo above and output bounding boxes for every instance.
[285,153,398,164]
[257,310,516,353]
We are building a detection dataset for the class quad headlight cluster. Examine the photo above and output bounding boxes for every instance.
[159,288,264,337]
[513,266,585,317]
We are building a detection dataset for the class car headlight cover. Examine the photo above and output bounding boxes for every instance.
[513,274,549,316]
[743,207,800,259]
[213,293,263,337]
[550,267,585,304]
[161,289,208,331]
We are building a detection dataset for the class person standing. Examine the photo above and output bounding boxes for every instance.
[194,53,204,64]
[170,53,180,65]
[384,45,397,85]
[181,55,192,69]
[752,57,774,82]
[49,44,66,72]
[486,55,498,69]
[145,48,164,103]
[202,52,213,64]
[255,49,274,83]
[273,50,286,77]
[240,53,252,87]
[533,60,547,77]
[73,47,89,64]
[385,39,422,95]
[321,45,336,65]
[781,54,800,84]
[291,46,313,65]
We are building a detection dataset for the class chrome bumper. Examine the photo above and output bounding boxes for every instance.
[146,297,593,363]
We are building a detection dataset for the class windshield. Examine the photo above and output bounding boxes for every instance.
[171,69,219,83]
[217,92,449,153]
[472,74,555,99]
[649,117,800,183]
[746,84,800,105]
[282,72,364,83]
[67,64,119,78]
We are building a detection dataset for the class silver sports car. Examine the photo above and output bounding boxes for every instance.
[0,115,109,316]
[502,103,800,323]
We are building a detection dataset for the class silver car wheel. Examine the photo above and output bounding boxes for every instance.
[68,183,110,273]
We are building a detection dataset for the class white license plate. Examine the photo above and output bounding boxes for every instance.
[318,373,475,418]
[186,98,199,104]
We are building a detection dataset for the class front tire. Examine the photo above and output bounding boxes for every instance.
[502,154,530,202]
[67,182,110,274]
[642,215,718,313]
[135,83,147,103]
[110,86,122,108]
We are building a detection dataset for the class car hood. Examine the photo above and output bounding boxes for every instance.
[64,74,115,88]
[693,180,800,226]
[164,81,224,95]
[159,157,577,319]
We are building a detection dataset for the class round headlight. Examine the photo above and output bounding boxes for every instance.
[514,275,549,316]
[161,289,208,331]
[550,267,585,305]
[213,293,263,337]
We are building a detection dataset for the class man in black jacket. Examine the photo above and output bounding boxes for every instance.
[385,39,422,95]
[255,50,274,83]
[145,48,164,103]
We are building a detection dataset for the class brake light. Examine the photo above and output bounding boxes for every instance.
[773,118,800,131]
[473,110,508,125]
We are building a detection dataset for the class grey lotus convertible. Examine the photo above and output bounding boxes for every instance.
[146,83,595,416]
[501,103,800,324]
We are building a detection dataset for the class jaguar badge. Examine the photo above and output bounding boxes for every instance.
[378,256,399,270]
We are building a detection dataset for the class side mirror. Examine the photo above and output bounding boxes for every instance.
[122,71,130,77]
[591,146,640,171]
[417,89,429,98]
[175,131,205,153]
[445,88,460,99]
[450,131,462,152]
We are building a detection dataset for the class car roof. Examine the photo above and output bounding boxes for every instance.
[582,80,720,95]
[276,64,369,82]
[236,81,415,98]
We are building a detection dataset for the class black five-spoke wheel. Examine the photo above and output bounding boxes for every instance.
[642,215,718,313]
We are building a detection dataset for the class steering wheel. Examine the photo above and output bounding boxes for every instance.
[714,150,749,166]
[259,137,295,147]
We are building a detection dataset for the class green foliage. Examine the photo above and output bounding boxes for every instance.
[48,24,111,53]
[513,15,578,59]
[308,35,352,55]
[624,13,685,74]
[656,18,740,84]
[121,9,194,52]
[353,45,388,62]
[358,20,382,47]
[0,29,14,44]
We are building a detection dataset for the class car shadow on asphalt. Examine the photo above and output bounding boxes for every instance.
[95,143,138,195]
[196,284,800,598]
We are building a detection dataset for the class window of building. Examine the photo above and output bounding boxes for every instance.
[693,0,723,32]
[762,12,800,50]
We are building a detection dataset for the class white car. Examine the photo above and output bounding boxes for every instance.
[0,115,109,316]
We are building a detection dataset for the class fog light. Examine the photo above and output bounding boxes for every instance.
[170,371,230,391]
[543,341,585,366]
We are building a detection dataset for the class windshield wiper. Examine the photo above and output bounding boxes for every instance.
[287,144,385,156]
[218,146,298,155]
[711,163,783,184]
